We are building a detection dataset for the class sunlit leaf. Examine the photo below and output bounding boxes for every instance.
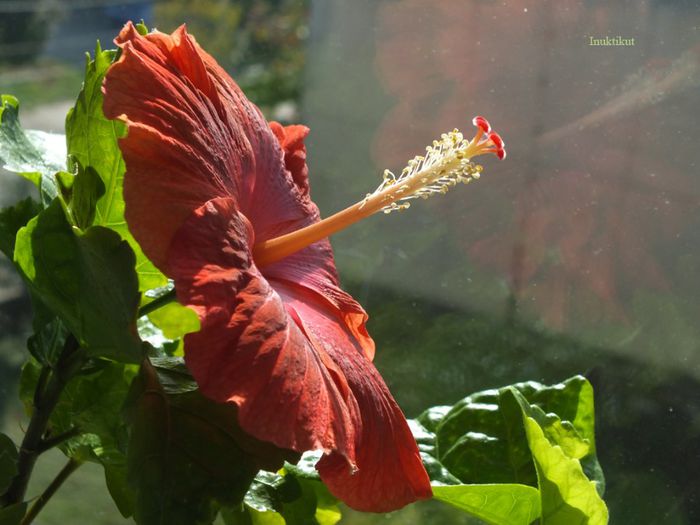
[138,285,199,356]
[65,45,165,291]
[432,484,540,525]
[220,505,285,525]
[147,300,200,341]
[504,388,609,524]
[0,94,65,206]
[411,376,607,524]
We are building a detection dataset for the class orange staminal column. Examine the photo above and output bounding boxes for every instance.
[253,116,506,268]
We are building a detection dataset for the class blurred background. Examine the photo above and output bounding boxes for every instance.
[2,0,700,523]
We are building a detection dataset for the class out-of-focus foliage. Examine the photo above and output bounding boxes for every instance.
[0,0,51,65]
[154,0,309,113]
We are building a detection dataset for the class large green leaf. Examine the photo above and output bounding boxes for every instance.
[432,484,540,525]
[65,45,165,291]
[14,200,141,362]
[432,376,604,491]
[433,385,537,486]
[411,376,607,524]
[0,95,65,206]
[413,413,538,525]
[124,358,294,525]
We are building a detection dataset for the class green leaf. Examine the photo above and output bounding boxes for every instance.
[516,376,597,452]
[416,405,451,433]
[137,286,199,357]
[134,20,150,36]
[0,502,26,525]
[14,200,141,362]
[65,45,165,291]
[432,484,540,525]
[125,359,293,525]
[0,433,19,495]
[432,376,604,491]
[411,376,607,524]
[281,455,341,525]
[505,389,609,525]
[0,197,40,259]
[67,163,106,229]
[104,462,135,519]
[0,95,66,206]
[511,377,604,494]
[407,419,460,485]
[149,356,198,394]
[153,357,297,471]
[137,318,181,356]
[147,300,200,341]
[434,385,537,486]
[53,362,136,516]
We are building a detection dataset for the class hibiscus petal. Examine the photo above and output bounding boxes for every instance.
[169,198,430,511]
[168,196,358,458]
[103,22,313,268]
[269,122,311,196]
[275,280,432,511]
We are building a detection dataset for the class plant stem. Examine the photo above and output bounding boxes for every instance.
[0,335,84,507]
[35,427,81,454]
[138,288,177,318]
[20,458,82,525]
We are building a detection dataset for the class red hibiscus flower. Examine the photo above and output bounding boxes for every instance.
[103,22,504,512]
[102,22,431,512]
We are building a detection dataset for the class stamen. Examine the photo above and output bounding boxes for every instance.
[361,129,487,214]
[253,117,505,268]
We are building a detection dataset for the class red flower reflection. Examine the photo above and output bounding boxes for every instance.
[372,1,697,330]
[103,22,431,511]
